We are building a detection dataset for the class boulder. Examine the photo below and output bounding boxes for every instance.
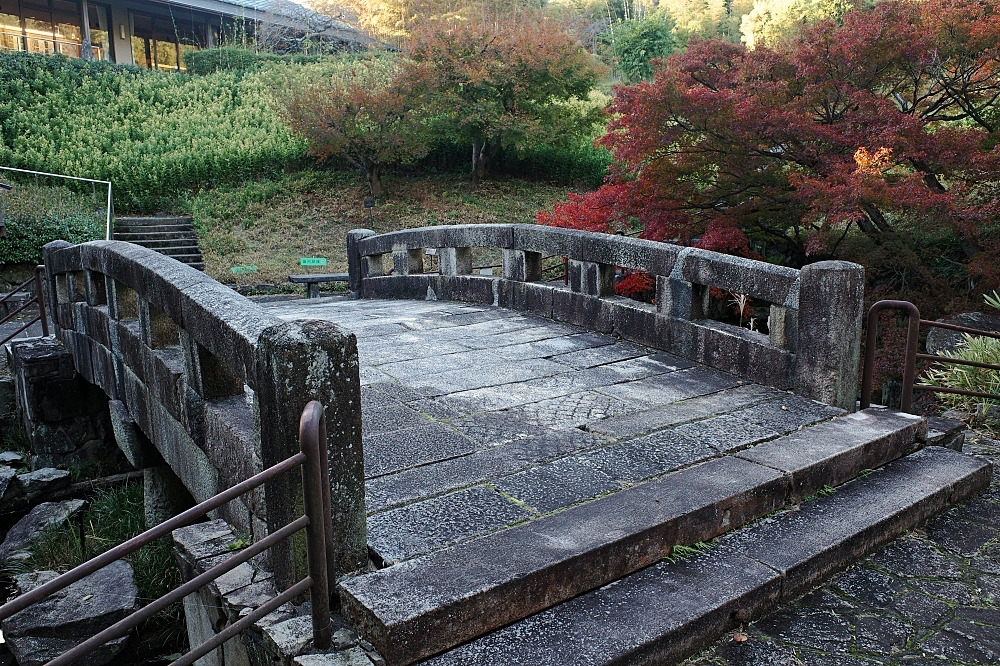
[0,451,24,466]
[2,560,138,666]
[17,467,70,499]
[926,311,1000,356]
[0,499,84,564]
[0,466,23,505]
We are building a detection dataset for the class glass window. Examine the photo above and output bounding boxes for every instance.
[21,0,53,55]
[0,2,22,53]
[131,34,150,68]
[88,4,110,60]
[153,38,177,71]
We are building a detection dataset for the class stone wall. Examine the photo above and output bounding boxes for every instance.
[348,225,865,411]
[6,336,124,473]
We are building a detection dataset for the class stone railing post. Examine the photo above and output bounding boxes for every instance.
[568,260,613,297]
[502,250,541,282]
[393,246,423,276]
[793,260,864,411]
[254,319,366,590]
[347,229,375,297]
[439,247,473,276]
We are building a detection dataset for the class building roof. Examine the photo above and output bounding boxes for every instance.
[158,0,373,45]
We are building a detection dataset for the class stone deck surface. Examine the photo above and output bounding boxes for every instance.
[261,297,845,565]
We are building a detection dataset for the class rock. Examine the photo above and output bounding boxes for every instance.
[0,466,23,504]
[2,560,138,666]
[17,468,70,499]
[0,451,24,465]
[0,499,84,563]
[926,311,1000,356]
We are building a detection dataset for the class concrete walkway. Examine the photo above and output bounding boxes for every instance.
[261,297,845,565]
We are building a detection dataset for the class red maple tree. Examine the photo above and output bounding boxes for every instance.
[538,0,1000,302]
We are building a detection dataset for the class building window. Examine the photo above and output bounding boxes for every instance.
[0,0,110,60]
[0,3,23,52]
[130,11,203,72]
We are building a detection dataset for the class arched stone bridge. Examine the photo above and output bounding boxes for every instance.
[37,226,990,666]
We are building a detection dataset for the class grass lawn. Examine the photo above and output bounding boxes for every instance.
[182,170,575,287]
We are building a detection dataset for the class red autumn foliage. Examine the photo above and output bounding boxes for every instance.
[538,0,1000,309]
[614,270,654,299]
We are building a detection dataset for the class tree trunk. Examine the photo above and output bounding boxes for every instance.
[366,163,382,198]
[471,140,500,182]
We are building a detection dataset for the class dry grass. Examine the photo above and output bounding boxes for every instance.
[183,170,573,286]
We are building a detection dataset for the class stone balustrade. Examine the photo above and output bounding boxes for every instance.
[41,240,367,589]
[348,225,864,410]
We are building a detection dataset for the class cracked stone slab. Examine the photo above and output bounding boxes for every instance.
[364,424,477,478]
[517,390,637,429]
[367,485,532,563]
[578,429,717,484]
[366,429,607,514]
[492,457,619,514]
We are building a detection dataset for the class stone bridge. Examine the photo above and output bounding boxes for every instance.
[30,226,992,666]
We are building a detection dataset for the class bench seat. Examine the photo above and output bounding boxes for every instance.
[288,273,349,298]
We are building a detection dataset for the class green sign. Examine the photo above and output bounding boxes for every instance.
[300,257,327,267]
[230,265,258,274]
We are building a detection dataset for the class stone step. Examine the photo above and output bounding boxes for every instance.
[115,216,193,226]
[116,240,200,252]
[339,407,928,666]
[139,245,202,258]
[421,446,992,666]
[113,229,196,239]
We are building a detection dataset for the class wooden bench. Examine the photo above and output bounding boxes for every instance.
[288,273,349,298]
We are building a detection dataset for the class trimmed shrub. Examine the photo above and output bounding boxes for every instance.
[0,184,103,264]
[183,46,324,76]
[0,52,306,212]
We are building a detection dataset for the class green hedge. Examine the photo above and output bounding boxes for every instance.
[183,47,325,76]
[0,185,103,264]
[0,52,306,212]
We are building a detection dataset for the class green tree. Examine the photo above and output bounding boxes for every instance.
[282,56,428,196]
[740,0,861,48]
[408,18,605,181]
[604,13,676,82]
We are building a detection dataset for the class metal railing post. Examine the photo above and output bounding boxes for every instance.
[860,300,920,411]
[299,400,333,650]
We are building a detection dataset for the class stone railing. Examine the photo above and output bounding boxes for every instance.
[41,240,367,588]
[348,225,864,410]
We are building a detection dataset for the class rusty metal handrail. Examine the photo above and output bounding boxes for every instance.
[0,265,49,346]
[860,299,1000,411]
[0,401,335,665]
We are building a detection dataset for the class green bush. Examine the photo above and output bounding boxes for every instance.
[924,291,1000,413]
[183,46,324,76]
[0,184,104,264]
[0,51,307,212]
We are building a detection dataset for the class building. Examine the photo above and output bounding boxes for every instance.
[0,0,369,71]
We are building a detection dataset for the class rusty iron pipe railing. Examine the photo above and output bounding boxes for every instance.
[0,265,48,346]
[0,401,335,664]
[861,299,1000,412]
[861,300,920,411]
